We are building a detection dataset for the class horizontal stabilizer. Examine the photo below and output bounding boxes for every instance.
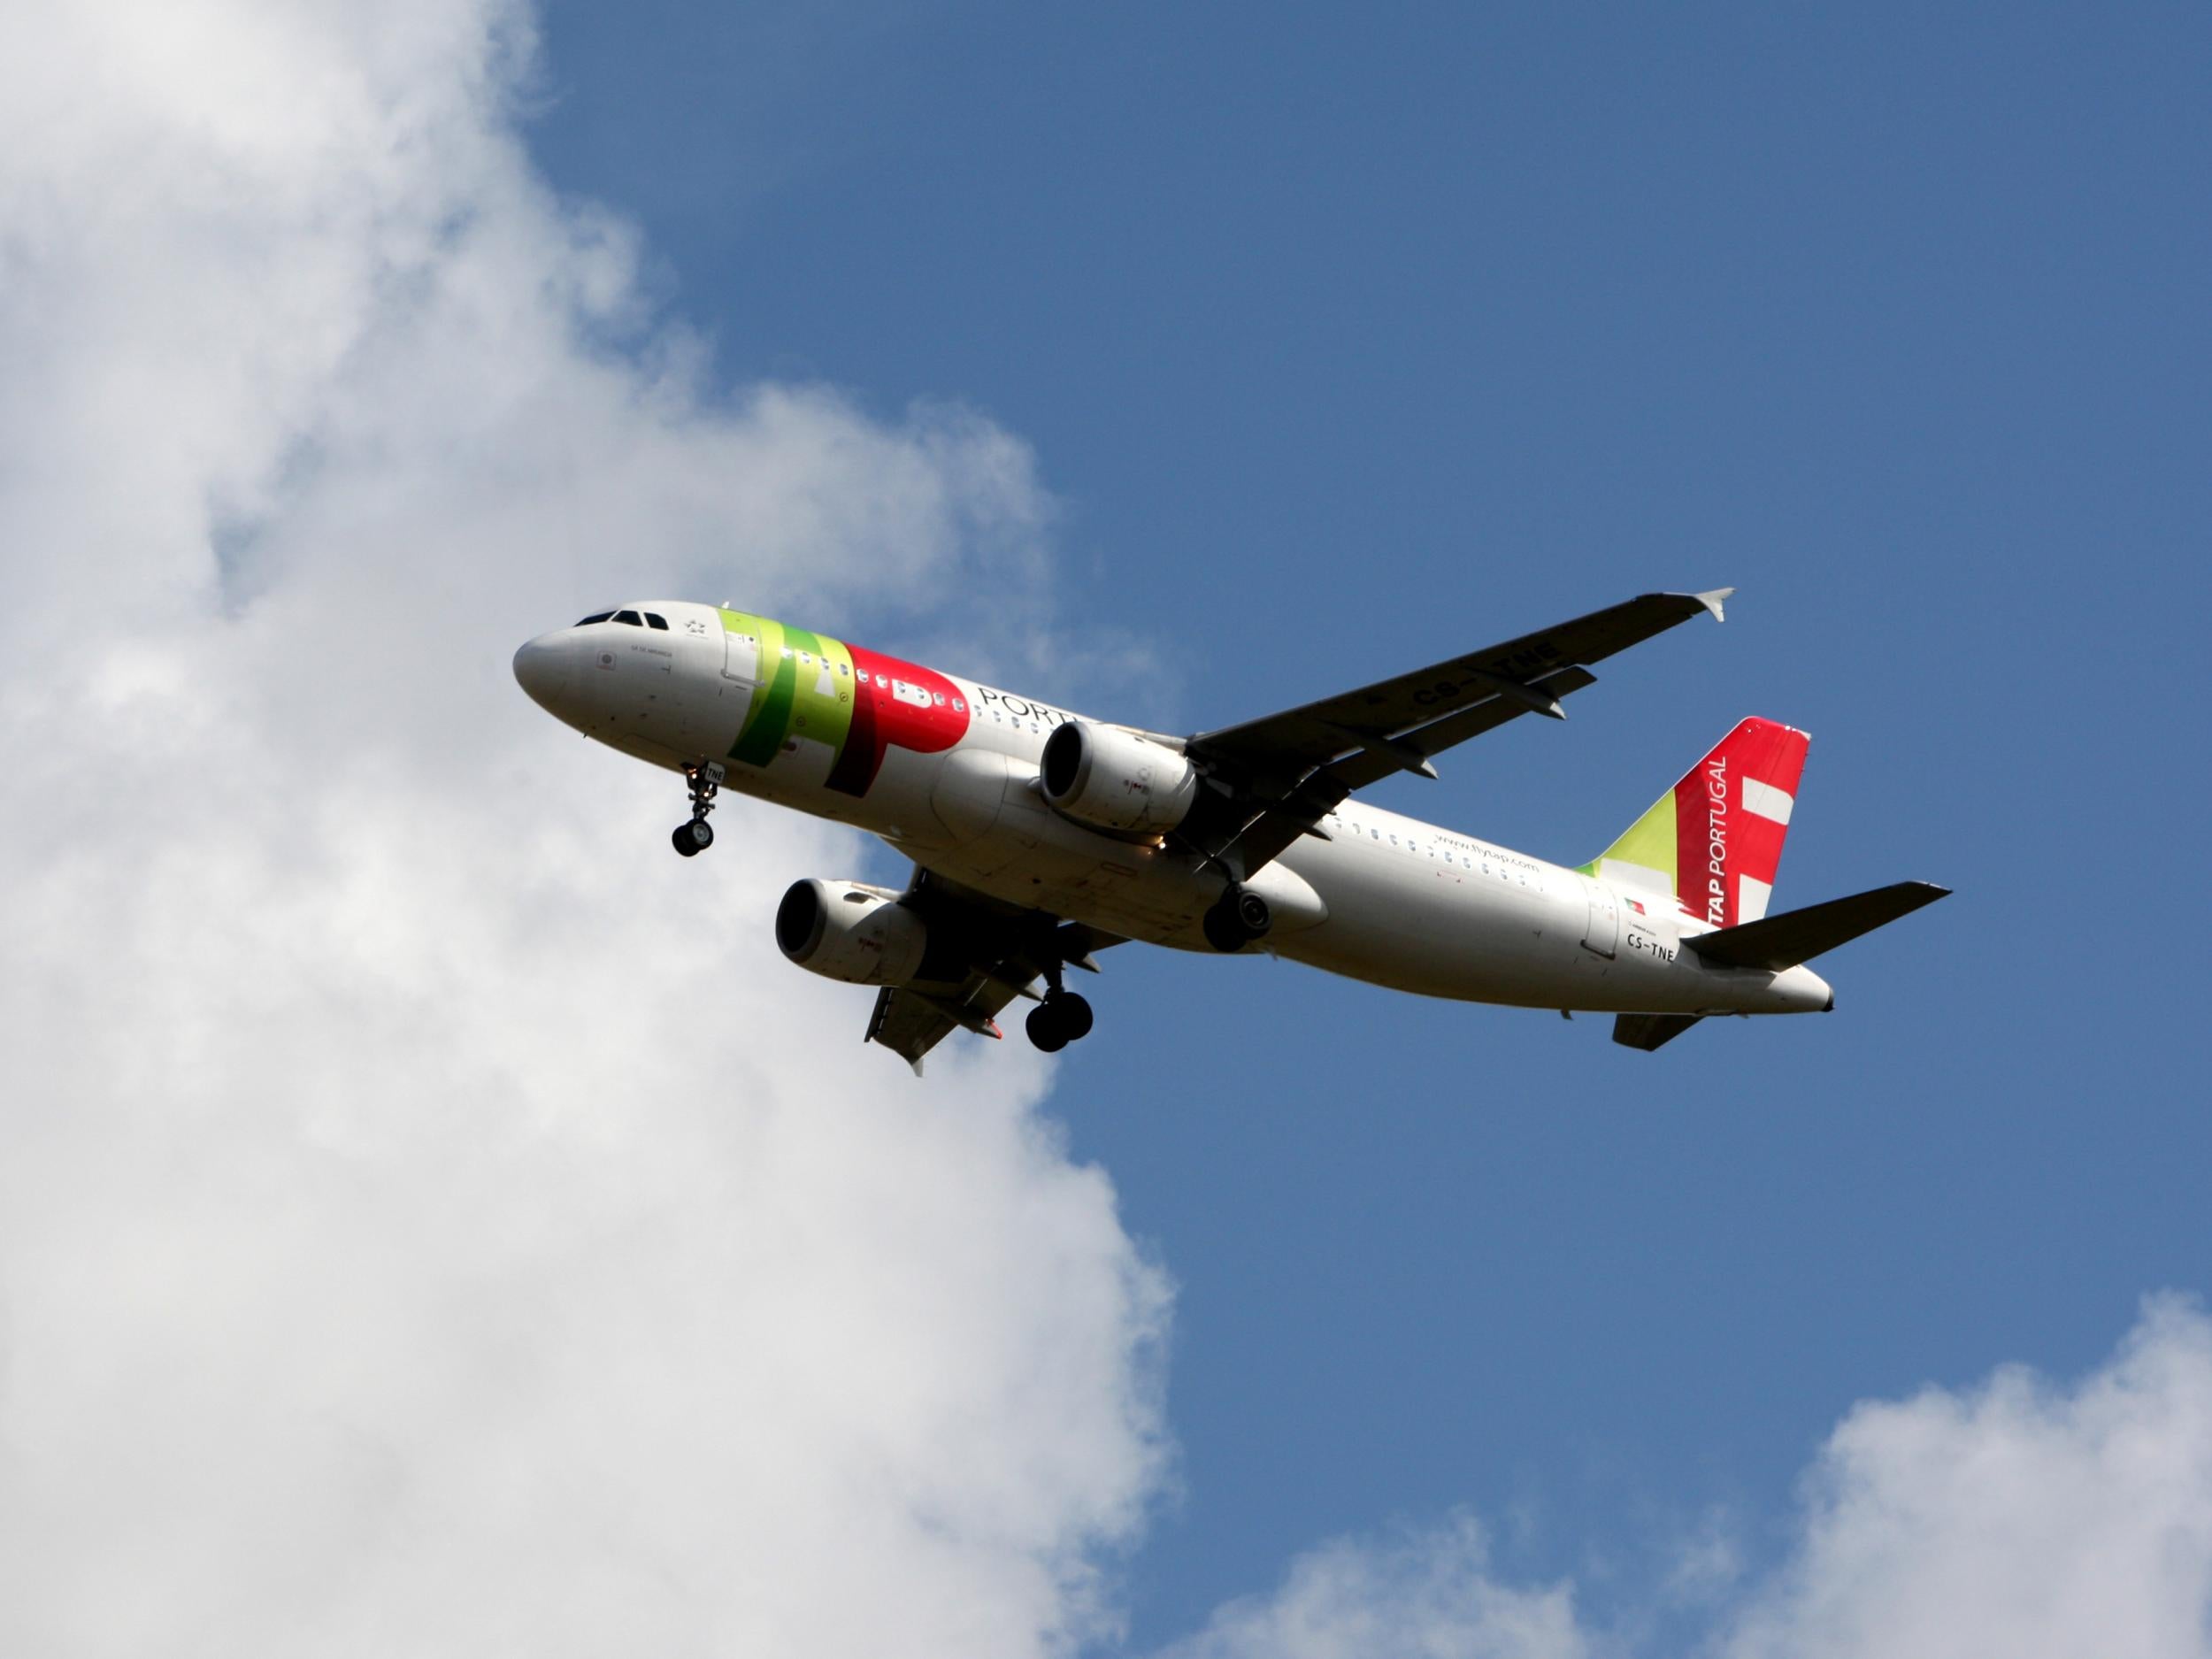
[1684,880,1951,972]
[1614,1012,1704,1050]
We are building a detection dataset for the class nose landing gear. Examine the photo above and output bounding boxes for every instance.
[672,761,725,857]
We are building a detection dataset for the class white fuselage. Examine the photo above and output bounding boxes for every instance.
[514,601,1831,1018]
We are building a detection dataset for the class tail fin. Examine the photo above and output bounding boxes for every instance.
[1582,717,1810,927]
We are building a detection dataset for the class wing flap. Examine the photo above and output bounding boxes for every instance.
[866,987,968,1074]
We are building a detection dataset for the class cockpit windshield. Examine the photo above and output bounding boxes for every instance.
[574,609,671,629]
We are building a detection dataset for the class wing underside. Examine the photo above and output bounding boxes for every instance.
[864,871,1118,1071]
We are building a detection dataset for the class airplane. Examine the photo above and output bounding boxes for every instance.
[513,589,1947,1070]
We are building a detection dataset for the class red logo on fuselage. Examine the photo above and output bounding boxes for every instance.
[825,646,971,797]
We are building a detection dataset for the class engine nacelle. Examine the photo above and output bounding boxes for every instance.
[1039,720,1200,838]
[774,879,929,987]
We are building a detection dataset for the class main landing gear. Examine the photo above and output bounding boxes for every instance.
[672,761,724,857]
[1025,991,1093,1053]
[1025,944,1096,1054]
[1202,883,1272,953]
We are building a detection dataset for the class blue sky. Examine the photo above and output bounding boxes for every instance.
[3,1,2207,1652]
[525,0,2210,1644]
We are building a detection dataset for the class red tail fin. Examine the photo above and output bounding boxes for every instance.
[1674,718,1809,926]
[1585,718,1810,927]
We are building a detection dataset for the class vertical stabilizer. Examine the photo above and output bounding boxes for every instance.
[1582,718,1810,926]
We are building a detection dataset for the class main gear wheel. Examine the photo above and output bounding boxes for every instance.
[1025,991,1094,1053]
[1202,884,1272,952]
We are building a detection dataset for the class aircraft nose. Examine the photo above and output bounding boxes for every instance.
[512,632,575,714]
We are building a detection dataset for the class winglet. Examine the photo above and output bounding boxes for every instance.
[1694,587,1734,623]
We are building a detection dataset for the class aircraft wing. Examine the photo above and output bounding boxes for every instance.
[1175,588,1732,876]
[864,869,1120,1072]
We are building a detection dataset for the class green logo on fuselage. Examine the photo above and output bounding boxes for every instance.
[721,609,857,769]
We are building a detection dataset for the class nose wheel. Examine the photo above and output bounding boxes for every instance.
[673,761,724,857]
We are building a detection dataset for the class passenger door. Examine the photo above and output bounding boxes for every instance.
[1578,873,1619,959]
[721,619,760,689]
[664,607,749,757]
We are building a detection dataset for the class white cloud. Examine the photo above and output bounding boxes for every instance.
[1156,1298,2212,1659]
[0,3,1164,1655]
[1154,1516,1590,1659]
[1717,1294,2212,1659]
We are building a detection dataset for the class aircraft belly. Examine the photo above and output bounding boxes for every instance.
[824,750,1809,1014]
[761,726,1819,1017]
[1276,842,1622,1008]
[846,746,957,840]
[901,744,1291,941]
[926,747,1007,834]
[1285,883,1561,1001]
[1272,847,1810,1015]
[913,813,1221,941]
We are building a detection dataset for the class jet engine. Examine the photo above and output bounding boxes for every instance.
[1039,720,1200,838]
[774,879,929,987]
